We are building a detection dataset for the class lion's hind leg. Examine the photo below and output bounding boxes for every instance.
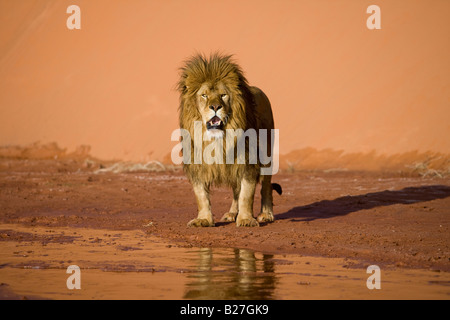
[220,185,240,222]
[257,175,278,223]
[221,211,237,222]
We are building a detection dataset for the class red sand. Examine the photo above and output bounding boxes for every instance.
[0,154,449,272]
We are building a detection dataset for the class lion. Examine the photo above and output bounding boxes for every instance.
[177,53,281,227]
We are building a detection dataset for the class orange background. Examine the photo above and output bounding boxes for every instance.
[1,0,449,166]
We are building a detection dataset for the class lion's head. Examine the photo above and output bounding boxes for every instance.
[177,53,255,140]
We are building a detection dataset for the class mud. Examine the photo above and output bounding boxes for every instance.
[1,224,449,300]
[0,158,449,299]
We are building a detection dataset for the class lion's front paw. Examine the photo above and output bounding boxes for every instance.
[257,212,274,223]
[236,217,260,227]
[187,218,215,227]
[220,212,237,222]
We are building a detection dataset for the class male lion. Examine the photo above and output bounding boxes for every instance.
[177,53,281,227]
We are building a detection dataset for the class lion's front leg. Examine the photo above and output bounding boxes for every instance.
[187,183,215,227]
[236,177,259,227]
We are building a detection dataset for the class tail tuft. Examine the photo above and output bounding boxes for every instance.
[271,183,282,195]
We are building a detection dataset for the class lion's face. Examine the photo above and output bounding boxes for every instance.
[196,82,231,139]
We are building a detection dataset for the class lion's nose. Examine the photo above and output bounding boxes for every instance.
[209,105,222,112]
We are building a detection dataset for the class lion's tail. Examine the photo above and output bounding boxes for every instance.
[271,183,282,195]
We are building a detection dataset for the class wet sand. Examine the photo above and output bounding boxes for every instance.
[1,224,448,300]
[0,158,449,299]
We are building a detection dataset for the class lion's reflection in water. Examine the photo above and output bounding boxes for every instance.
[183,248,277,300]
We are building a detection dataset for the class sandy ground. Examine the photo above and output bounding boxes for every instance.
[0,157,448,274]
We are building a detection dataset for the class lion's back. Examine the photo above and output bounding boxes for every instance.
[250,86,275,131]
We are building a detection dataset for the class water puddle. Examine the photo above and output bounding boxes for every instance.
[0,224,448,299]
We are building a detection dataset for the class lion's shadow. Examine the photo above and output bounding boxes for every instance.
[275,185,450,222]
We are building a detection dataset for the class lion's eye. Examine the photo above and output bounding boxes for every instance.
[201,94,208,99]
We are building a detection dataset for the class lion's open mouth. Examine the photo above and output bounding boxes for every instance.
[206,116,223,130]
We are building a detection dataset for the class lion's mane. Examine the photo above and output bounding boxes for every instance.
[177,53,260,187]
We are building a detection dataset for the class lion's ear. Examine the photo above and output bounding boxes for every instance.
[178,85,189,95]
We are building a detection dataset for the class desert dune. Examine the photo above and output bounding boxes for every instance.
[0,0,449,170]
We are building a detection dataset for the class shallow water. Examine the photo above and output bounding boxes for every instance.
[0,224,448,299]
